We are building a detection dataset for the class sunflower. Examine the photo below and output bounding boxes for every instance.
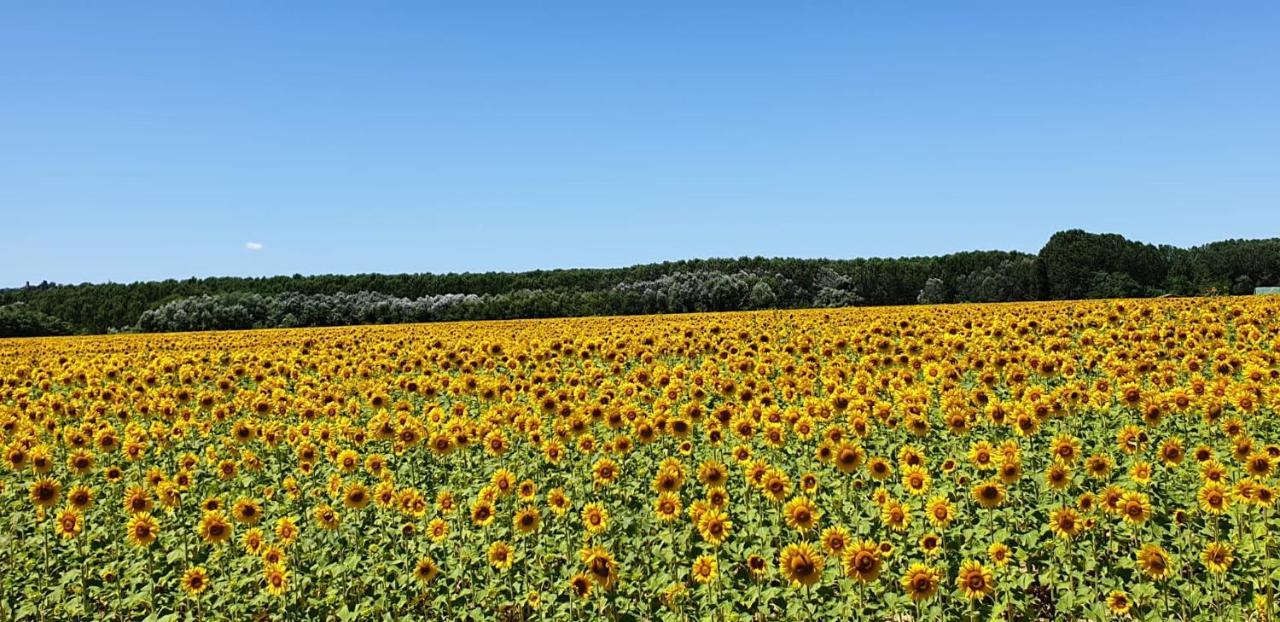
[568,573,593,600]
[198,510,233,545]
[592,458,620,487]
[514,506,541,535]
[232,498,262,525]
[260,545,286,567]
[1136,543,1174,581]
[581,502,609,535]
[29,477,62,509]
[579,546,619,589]
[263,564,289,597]
[313,504,340,531]
[1106,590,1132,615]
[867,457,893,481]
[544,488,569,516]
[1201,541,1233,574]
[413,556,439,584]
[488,540,515,571]
[1119,491,1151,525]
[1049,507,1082,540]
[820,526,850,556]
[880,499,910,532]
[1045,461,1072,491]
[55,507,83,539]
[127,512,159,547]
[972,480,1006,509]
[242,528,265,555]
[987,542,1011,567]
[901,465,931,496]
[654,492,682,522]
[342,482,370,510]
[1246,451,1272,478]
[956,560,994,601]
[784,496,821,533]
[697,508,732,546]
[779,542,824,588]
[64,485,93,511]
[697,460,728,488]
[470,499,495,527]
[842,539,882,583]
[691,554,717,584]
[1197,482,1231,515]
[747,553,769,579]
[1050,434,1081,464]
[181,566,210,597]
[761,469,792,503]
[275,516,299,546]
[1085,454,1113,479]
[919,532,943,556]
[834,442,866,473]
[925,497,954,528]
[900,563,942,602]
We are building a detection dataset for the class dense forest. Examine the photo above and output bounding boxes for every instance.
[3,230,1278,336]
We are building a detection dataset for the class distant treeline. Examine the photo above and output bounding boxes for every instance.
[3,230,1278,336]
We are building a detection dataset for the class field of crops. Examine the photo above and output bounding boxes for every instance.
[2,298,1279,621]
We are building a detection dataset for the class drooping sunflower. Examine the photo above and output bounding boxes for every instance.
[779,542,824,588]
[568,573,593,600]
[900,563,942,602]
[1136,543,1174,581]
[955,560,994,601]
[579,546,619,589]
[413,556,439,584]
[1201,541,1233,574]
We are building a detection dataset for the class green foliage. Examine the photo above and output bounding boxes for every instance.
[4,232,1279,334]
[0,303,73,337]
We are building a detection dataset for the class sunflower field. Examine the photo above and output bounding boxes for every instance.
[2,298,1279,621]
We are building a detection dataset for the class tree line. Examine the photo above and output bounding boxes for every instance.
[3,230,1277,336]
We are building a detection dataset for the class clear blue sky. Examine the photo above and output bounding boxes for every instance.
[2,3,1278,287]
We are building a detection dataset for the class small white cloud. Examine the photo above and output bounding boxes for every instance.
[245,242,264,251]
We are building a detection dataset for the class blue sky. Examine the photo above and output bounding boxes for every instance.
[2,3,1277,287]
